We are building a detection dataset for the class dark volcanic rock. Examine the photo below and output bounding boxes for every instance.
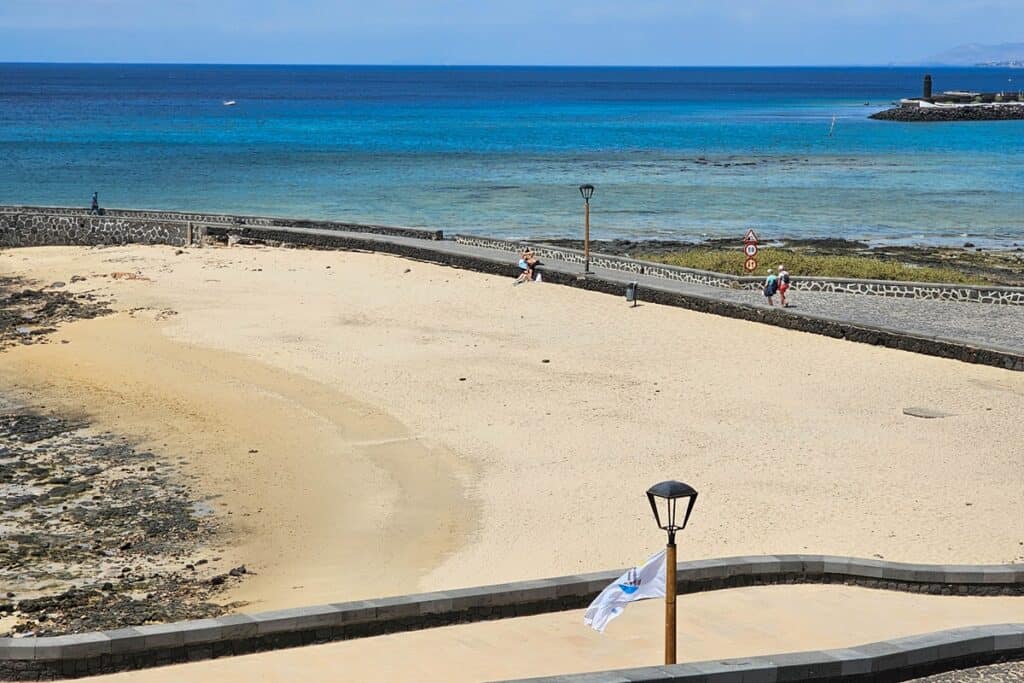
[0,275,111,349]
[870,105,1024,122]
[0,408,242,637]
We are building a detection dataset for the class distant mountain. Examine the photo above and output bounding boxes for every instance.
[923,43,1024,66]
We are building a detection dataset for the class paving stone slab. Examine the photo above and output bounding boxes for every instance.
[328,600,378,624]
[364,595,423,620]
[214,614,258,640]
[175,618,224,645]
[102,627,147,655]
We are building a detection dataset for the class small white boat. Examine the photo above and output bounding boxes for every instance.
[223,100,237,107]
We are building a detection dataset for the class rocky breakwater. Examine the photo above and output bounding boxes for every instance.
[0,277,246,637]
[870,104,1024,122]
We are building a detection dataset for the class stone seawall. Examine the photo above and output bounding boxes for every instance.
[455,235,1024,306]
[870,105,1024,122]
[1,205,1020,306]
[0,206,443,241]
[0,212,189,248]
[1,555,1021,680]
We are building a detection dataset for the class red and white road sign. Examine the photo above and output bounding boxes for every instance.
[743,243,758,257]
[743,228,759,243]
[744,257,758,272]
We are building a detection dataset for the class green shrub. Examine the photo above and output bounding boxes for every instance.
[640,248,987,284]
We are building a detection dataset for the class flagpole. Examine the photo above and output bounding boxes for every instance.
[665,532,677,665]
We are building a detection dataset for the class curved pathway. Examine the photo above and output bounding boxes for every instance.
[82,584,1024,682]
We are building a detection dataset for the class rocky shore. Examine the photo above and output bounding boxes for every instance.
[0,276,110,351]
[0,276,245,636]
[870,105,1024,122]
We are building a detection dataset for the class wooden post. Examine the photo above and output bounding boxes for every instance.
[665,540,677,665]
[584,200,591,274]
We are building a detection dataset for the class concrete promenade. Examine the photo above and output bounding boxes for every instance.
[222,224,1024,357]
[82,584,1024,682]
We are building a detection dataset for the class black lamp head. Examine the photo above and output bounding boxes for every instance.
[646,480,698,536]
[579,184,595,201]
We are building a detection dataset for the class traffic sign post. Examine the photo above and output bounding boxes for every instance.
[743,228,759,273]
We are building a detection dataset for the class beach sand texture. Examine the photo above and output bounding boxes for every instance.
[1,244,1022,614]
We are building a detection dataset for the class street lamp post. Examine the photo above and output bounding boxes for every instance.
[579,184,595,275]
[646,480,699,666]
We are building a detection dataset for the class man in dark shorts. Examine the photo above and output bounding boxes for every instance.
[763,268,778,305]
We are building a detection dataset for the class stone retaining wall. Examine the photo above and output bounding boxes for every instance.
[0,206,443,242]
[455,235,1024,306]
[0,212,189,248]
[2,206,1018,304]
[510,624,1024,683]
[1,555,1021,680]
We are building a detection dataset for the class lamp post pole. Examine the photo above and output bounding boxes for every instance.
[646,480,697,668]
[584,197,591,274]
[579,184,595,275]
[665,530,677,665]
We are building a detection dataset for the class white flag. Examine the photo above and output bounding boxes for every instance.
[584,549,666,633]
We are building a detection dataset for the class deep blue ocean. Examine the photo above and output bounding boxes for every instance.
[2,64,1023,245]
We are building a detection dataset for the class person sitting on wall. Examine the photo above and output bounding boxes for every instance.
[514,248,541,285]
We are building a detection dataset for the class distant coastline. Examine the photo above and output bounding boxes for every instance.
[870,73,1024,121]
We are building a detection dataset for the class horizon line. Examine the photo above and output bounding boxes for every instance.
[0,60,980,69]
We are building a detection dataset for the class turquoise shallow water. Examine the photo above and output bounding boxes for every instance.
[1,64,1022,245]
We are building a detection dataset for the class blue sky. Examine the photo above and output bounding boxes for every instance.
[1,0,1022,65]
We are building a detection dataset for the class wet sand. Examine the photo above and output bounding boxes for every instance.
[1,244,1023,615]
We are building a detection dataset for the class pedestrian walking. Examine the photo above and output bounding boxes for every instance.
[777,264,791,307]
[89,192,100,215]
[763,268,778,306]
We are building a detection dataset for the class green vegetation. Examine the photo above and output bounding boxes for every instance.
[640,248,989,284]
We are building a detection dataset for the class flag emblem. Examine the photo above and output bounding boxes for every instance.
[617,567,642,594]
[584,550,667,632]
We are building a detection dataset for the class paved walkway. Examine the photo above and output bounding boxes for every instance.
[84,584,1024,682]
[235,226,1024,356]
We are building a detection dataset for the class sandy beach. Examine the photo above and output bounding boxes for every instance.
[1,243,1023,615]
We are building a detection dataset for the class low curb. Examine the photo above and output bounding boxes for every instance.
[2,556,1022,680]
[505,624,1024,683]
